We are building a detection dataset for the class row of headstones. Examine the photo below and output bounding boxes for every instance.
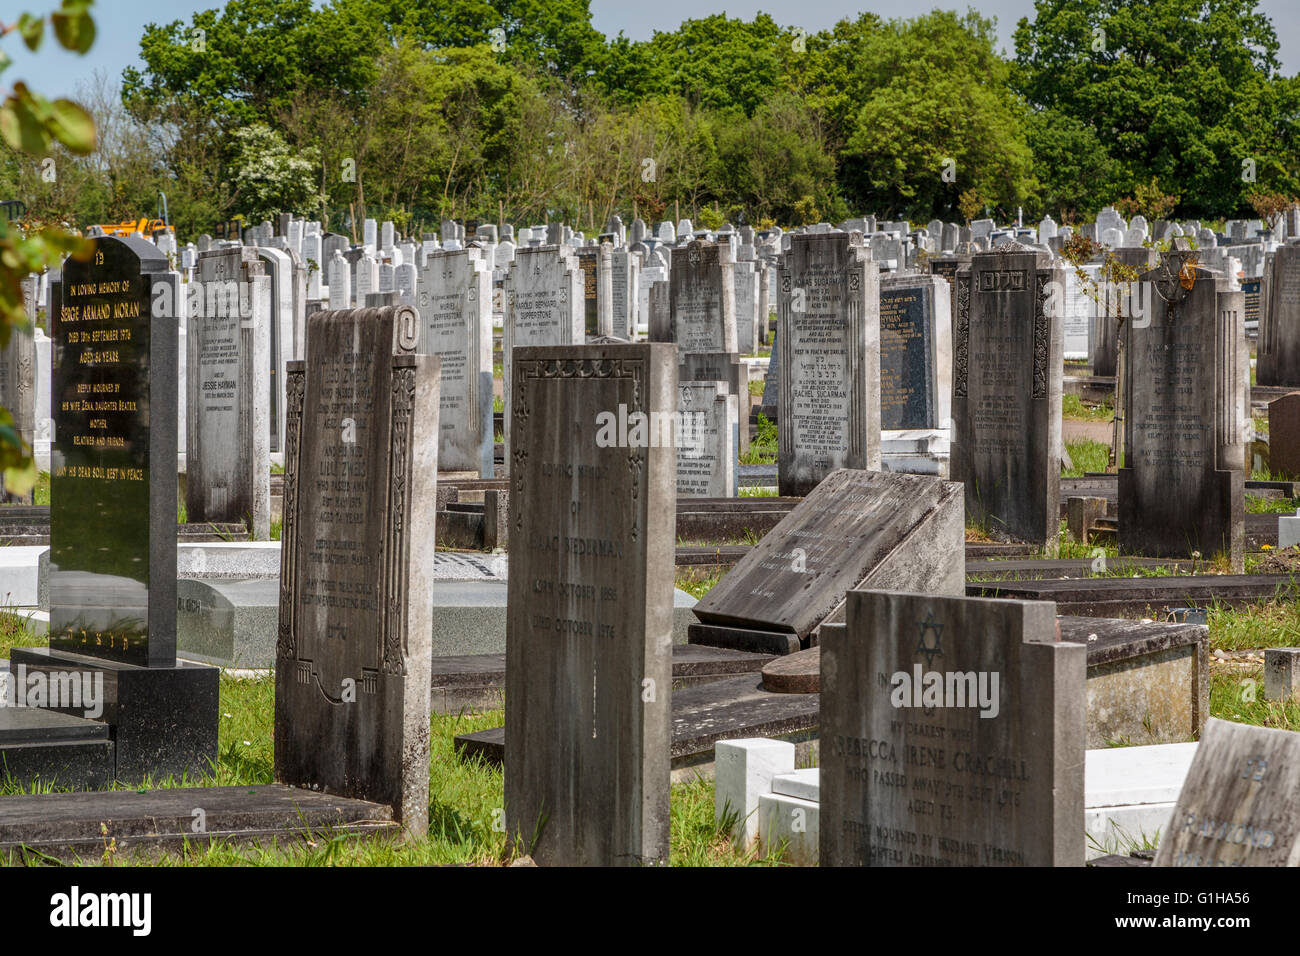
[275,304,1294,865]
[31,231,1294,862]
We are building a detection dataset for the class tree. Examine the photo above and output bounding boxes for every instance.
[839,10,1036,221]
[1013,0,1300,217]
[0,0,97,494]
[227,122,320,223]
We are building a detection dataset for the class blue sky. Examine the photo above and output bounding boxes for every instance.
[6,0,1299,101]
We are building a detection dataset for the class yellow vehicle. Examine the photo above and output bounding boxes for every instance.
[93,217,174,239]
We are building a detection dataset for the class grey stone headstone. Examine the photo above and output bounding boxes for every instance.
[1119,249,1245,568]
[1256,244,1300,386]
[1152,717,1300,866]
[257,247,295,458]
[327,250,351,311]
[355,253,380,306]
[777,232,879,495]
[733,259,760,354]
[189,247,271,539]
[671,240,737,354]
[879,274,952,430]
[608,247,639,341]
[676,380,737,497]
[950,244,1063,546]
[506,342,674,866]
[274,304,438,835]
[819,591,1085,866]
[415,249,494,476]
[502,245,584,457]
[691,470,964,652]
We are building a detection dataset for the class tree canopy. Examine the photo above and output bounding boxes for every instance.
[4,0,1298,238]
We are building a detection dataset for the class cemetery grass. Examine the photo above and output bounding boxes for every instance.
[1062,438,1110,477]
[1061,394,1114,422]
[1210,667,1300,733]
[739,413,777,465]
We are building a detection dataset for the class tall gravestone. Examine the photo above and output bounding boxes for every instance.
[188,247,271,538]
[1257,243,1300,386]
[1152,718,1300,867]
[777,232,880,496]
[274,304,439,834]
[506,343,675,866]
[734,259,760,354]
[951,243,1063,546]
[610,246,639,340]
[575,246,601,337]
[18,235,219,780]
[669,240,736,354]
[502,245,584,459]
[1119,246,1246,568]
[416,249,494,477]
[820,591,1085,866]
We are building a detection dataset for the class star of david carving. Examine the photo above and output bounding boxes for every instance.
[915,611,944,668]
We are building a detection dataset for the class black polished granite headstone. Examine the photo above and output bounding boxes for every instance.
[8,235,219,785]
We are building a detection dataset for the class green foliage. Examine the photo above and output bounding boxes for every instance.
[227,123,321,223]
[839,10,1036,220]
[0,0,98,495]
[1013,0,1300,217]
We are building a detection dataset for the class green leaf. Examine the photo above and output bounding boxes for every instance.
[51,8,96,55]
[16,13,44,53]
[47,98,96,153]
[2,457,37,498]
[0,49,11,76]
[0,98,50,155]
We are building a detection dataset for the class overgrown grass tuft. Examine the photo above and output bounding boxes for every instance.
[1062,438,1110,477]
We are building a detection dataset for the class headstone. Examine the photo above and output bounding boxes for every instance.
[363,218,378,251]
[609,246,639,340]
[951,243,1064,546]
[355,253,380,306]
[670,240,736,353]
[1257,244,1300,386]
[257,247,294,457]
[327,251,351,311]
[820,591,1085,866]
[415,249,494,477]
[676,380,737,497]
[777,232,880,496]
[505,342,674,866]
[1119,247,1246,568]
[35,235,218,779]
[690,470,964,654]
[733,259,760,354]
[574,246,601,336]
[274,303,438,834]
[502,245,583,457]
[189,247,271,538]
[1152,718,1300,867]
[1269,392,1300,479]
[878,275,951,430]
